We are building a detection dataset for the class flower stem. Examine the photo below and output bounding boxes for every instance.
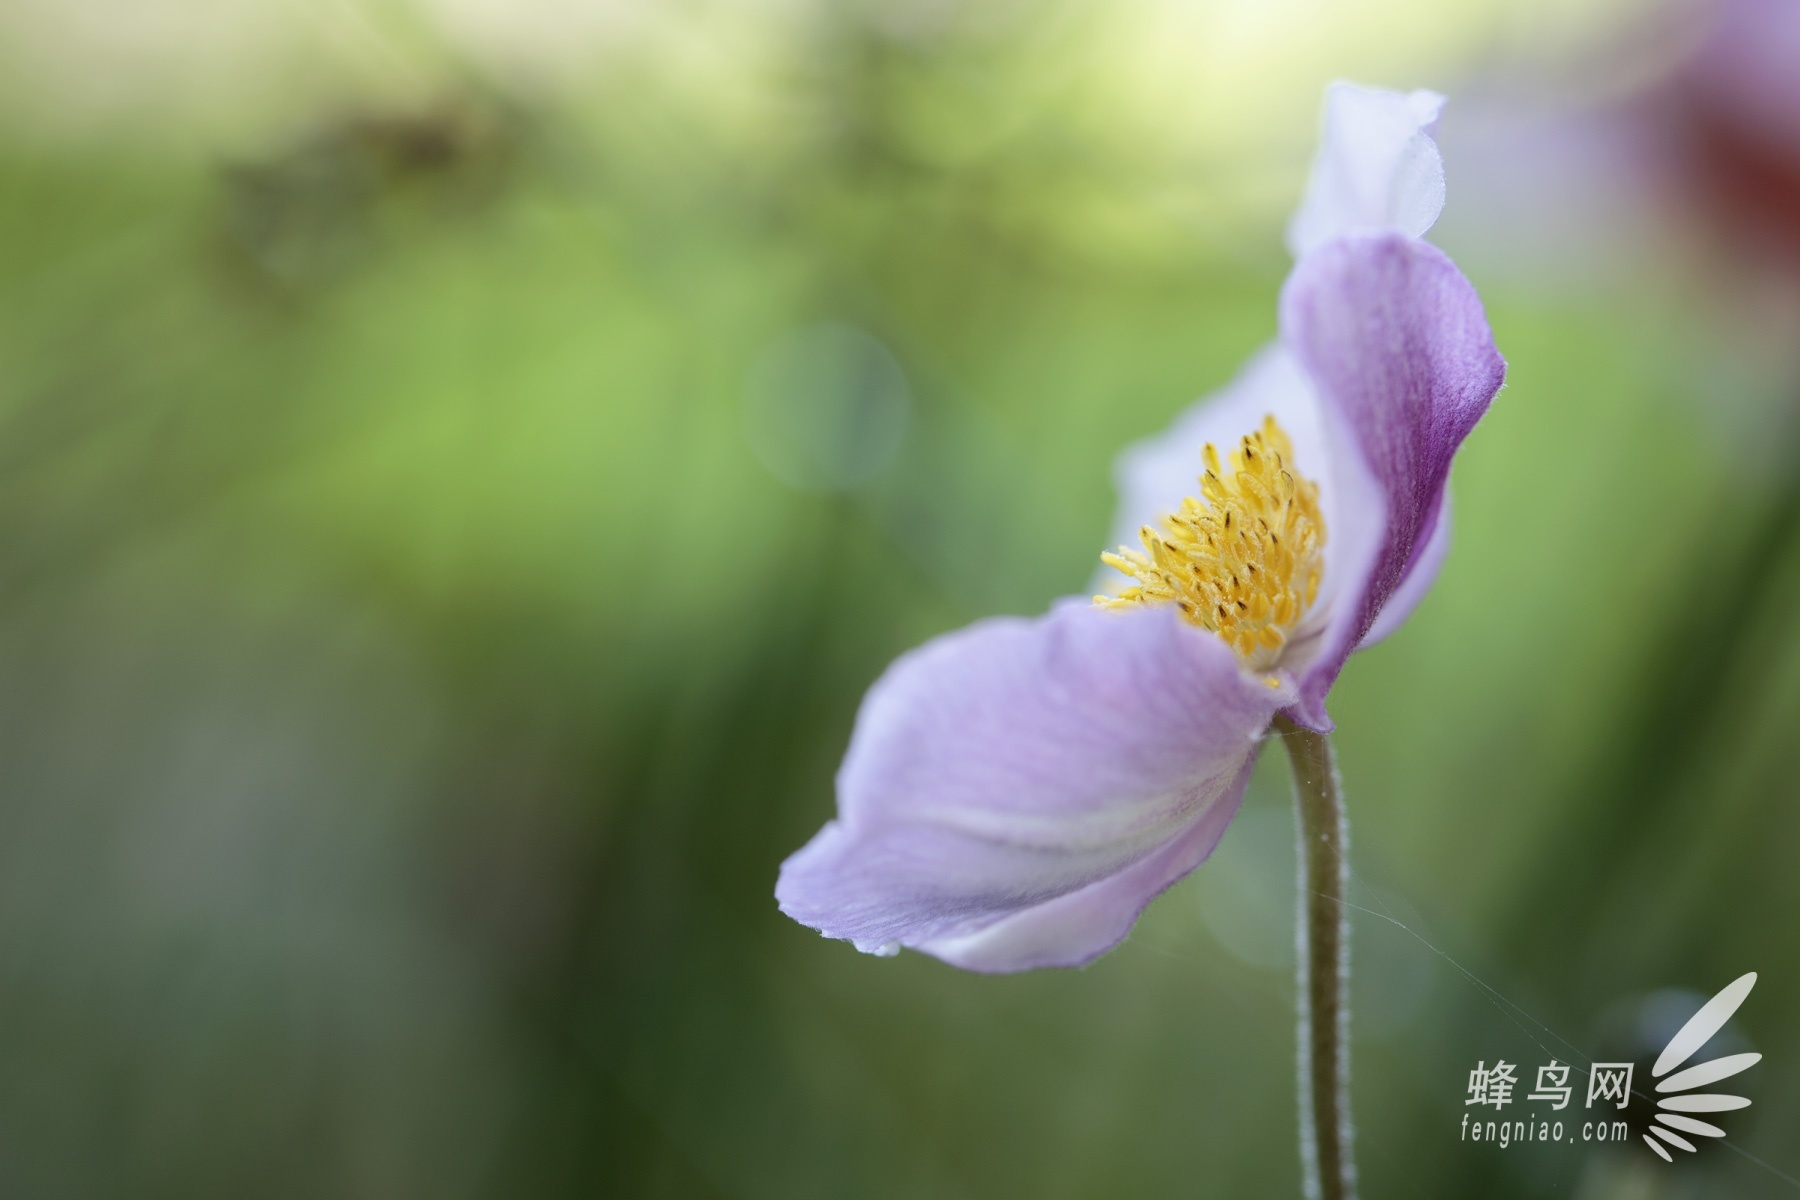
[1274,714,1355,1200]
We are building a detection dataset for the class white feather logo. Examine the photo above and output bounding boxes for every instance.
[1642,972,1760,1162]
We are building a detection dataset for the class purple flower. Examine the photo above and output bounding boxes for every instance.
[777,85,1506,972]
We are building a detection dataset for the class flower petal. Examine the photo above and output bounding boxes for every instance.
[1360,488,1450,647]
[776,601,1291,971]
[1287,83,1447,258]
[1278,234,1505,725]
[912,755,1257,972]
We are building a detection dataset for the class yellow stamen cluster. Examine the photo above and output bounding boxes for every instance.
[1096,415,1325,669]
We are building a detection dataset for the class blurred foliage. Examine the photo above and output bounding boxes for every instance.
[0,2,1798,1199]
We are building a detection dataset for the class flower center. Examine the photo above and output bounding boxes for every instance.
[1096,415,1326,669]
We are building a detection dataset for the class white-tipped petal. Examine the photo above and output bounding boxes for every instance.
[1287,83,1447,257]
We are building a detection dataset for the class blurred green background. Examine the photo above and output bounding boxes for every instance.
[1,0,1798,1196]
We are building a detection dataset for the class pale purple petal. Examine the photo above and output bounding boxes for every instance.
[914,754,1256,972]
[1279,234,1505,725]
[1287,83,1447,258]
[1360,489,1450,647]
[776,601,1292,971]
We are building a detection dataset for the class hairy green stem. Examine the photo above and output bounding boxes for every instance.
[1275,714,1355,1200]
